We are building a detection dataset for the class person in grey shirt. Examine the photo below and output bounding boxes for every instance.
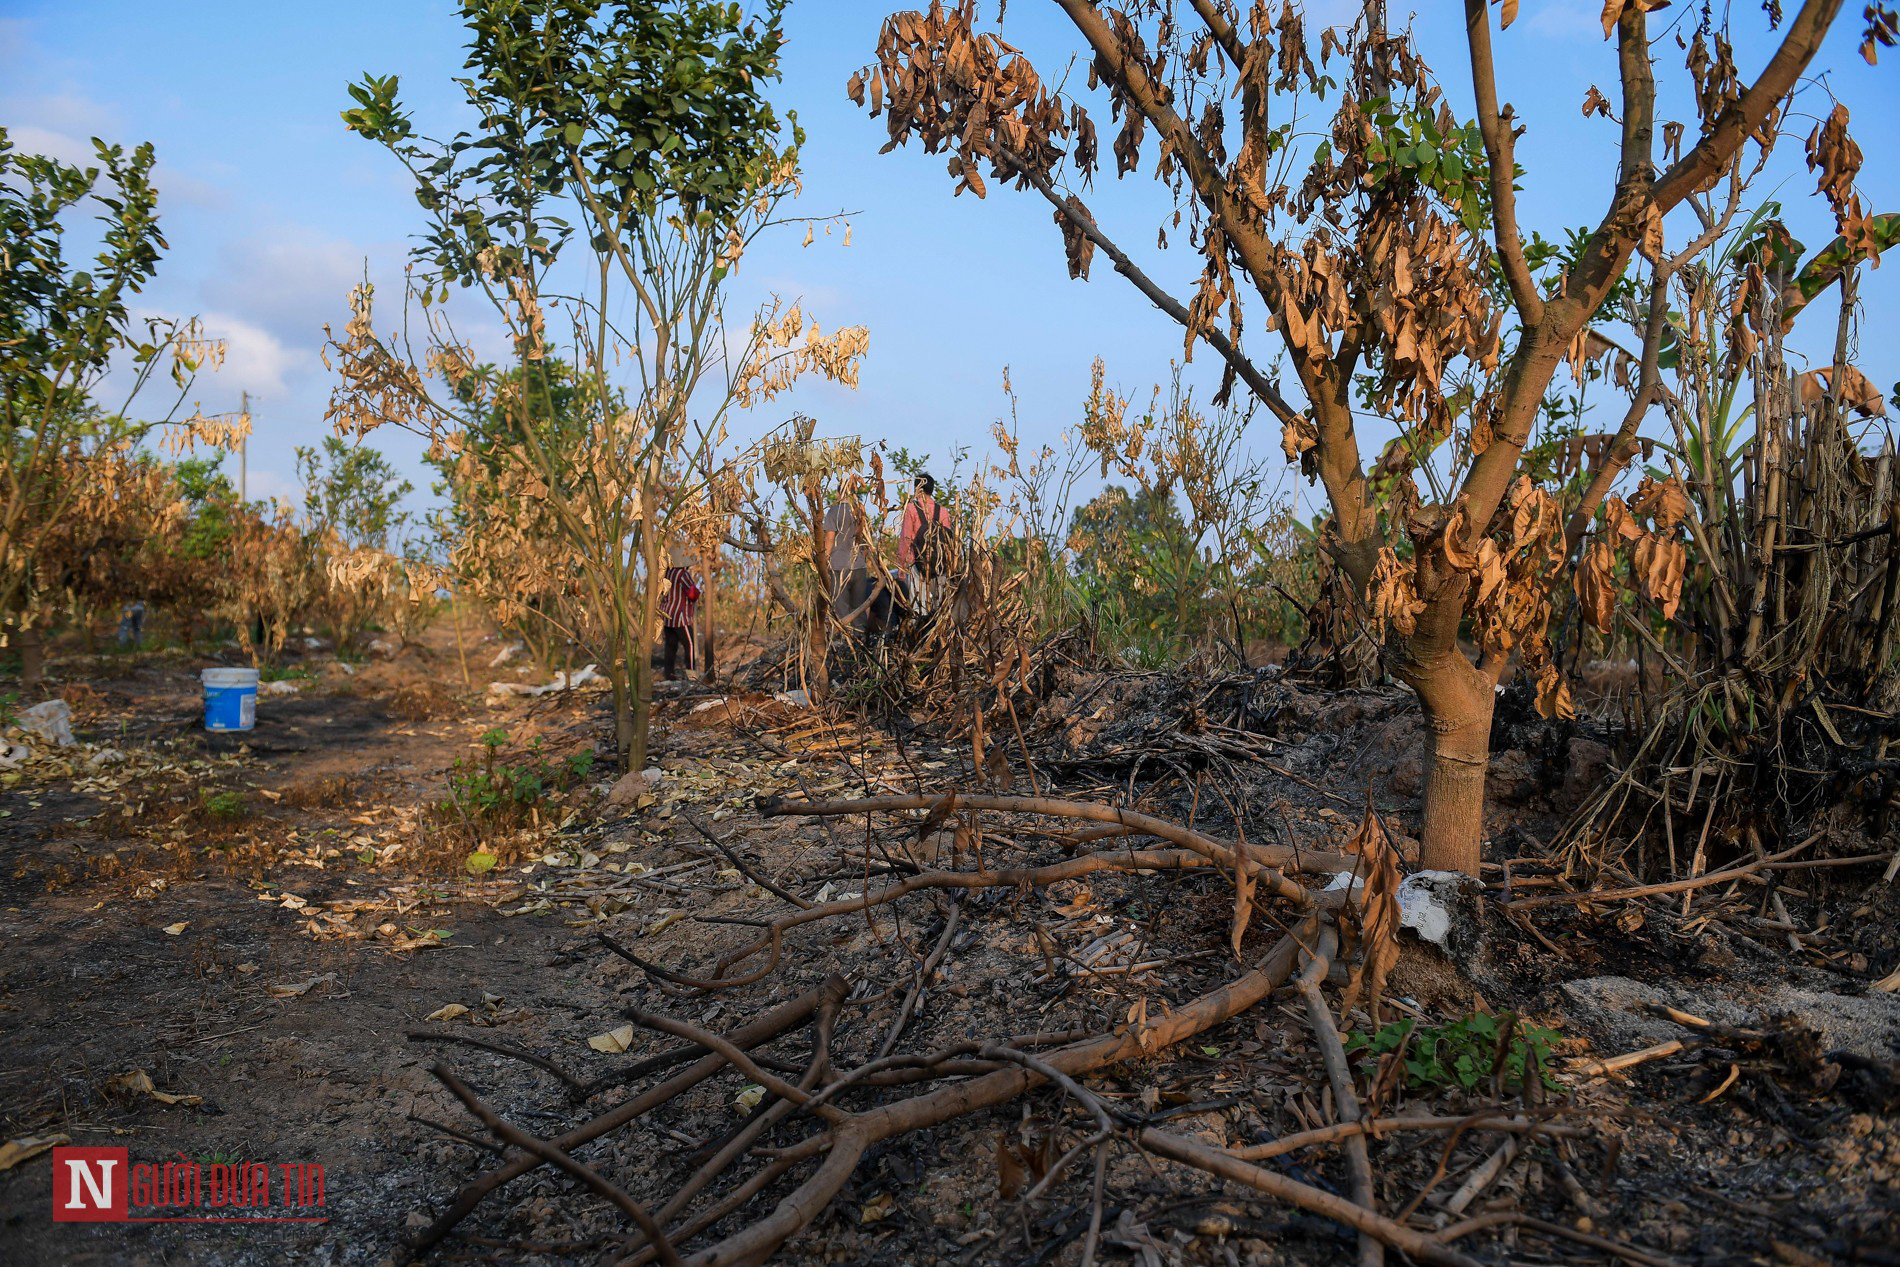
[822,496,883,634]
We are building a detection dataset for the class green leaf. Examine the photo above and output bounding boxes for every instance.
[466,851,499,875]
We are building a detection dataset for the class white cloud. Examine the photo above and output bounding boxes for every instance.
[6,123,93,166]
[198,313,303,399]
[201,229,378,348]
[238,466,301,508]
[15,89,118,138]
[153,161,228,209]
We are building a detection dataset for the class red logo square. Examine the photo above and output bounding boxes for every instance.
[50,1147,128,1222]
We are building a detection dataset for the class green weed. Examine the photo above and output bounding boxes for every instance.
[199,790,248,820]
[441,729,595,831]
[1346,1011,1563,1095]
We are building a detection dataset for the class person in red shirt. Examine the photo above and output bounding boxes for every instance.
[898,474,953,616]
[659,550,701,681]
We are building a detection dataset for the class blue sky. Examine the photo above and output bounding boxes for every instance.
[4,1,1895,524]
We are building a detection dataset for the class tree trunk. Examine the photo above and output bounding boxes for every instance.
[701,552,717,684]
[1415,684,1494,875]
[612,669,635,774]
[18,626,45,688]
[802,485,830,701]
[1393,584,1494,875]
[630,523,662,775]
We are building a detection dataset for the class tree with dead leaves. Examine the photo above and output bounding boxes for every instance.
[854,0,1869,873]
[1,130,248,684]
[330,0,867,772]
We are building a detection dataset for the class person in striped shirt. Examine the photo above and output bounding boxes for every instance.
[659,549,702,682]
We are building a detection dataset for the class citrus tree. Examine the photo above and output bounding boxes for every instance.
[1,129,246,684]
[330,0,867,771]
[856,0,1867,873]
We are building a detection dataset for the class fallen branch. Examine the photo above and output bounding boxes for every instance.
[406,976,848,1253]
[1504,832,1823,909]
[433,1065,683,1267]
[760,791,1341,900]
[1297,926,1382,1267]
[1134,1127,1485,1267]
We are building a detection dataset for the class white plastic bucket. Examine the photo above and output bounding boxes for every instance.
[202,668,259,732]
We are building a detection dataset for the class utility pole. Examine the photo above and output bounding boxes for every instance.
[239,390,250,501]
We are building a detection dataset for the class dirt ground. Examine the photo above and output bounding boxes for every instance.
[1,624,1895,1266]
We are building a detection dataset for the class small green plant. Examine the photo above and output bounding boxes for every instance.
[259,663,314,683]
[200,790,248,821]
[1346,1011,1563,1095]
[441,730,596,831]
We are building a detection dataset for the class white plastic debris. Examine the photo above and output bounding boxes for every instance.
[1397,871,1478,949]
[485,664,605,704]
[774,689,811,708]
[260,679,301,696]
[488,641,525,668]
[14,700,74,747]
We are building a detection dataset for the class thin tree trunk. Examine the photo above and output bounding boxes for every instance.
[701,551,717,684]
[612,669,635,774]
[630,493,664,774]
[803,485,830,700]
[17,626,45,688]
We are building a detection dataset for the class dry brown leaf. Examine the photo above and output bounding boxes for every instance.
[425,1003,470,1023]
[1601,0,1670,39]
[1634,535,1687,618]
[1368,548,1426,638]
[588,1024,636,1054]
[1577,540,1618,634]
[1535,663,1577,720]
[267,972,338,999]
[107,1070,202,1107]
[1339,805,1400,1023]
[0,1134,69,1173]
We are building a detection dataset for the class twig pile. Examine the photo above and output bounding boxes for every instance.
[397,792,1647,1267]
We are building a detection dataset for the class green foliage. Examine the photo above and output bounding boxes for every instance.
[172,455,242,562]
[0,129,169,424]
[1346,1011,1563,1095]
[199,790,248,821]
[442,729,596,829]
[258,663,314,683]
[1064,483,1309,665]
[0,128,215,626]
[1350,95,1492,236]
[295,435,412,553]
[340,0,794,289]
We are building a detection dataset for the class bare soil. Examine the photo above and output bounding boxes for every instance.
[0,630,1895,1266]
